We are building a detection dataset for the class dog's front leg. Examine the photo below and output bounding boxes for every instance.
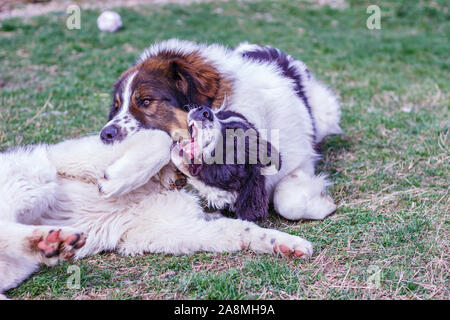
[121,214,313,258]
[98,130,173,198]
[115,190,313,258]
[197,217,314,258]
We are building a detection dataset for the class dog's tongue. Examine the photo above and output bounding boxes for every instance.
[182,139,201,160]
[189,163,202,176]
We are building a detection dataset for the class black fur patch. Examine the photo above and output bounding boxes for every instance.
[240,45,316,138]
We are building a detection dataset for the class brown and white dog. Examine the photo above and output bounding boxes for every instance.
[99,39,342,220]
[1,129,314,298]
[0,39,341,297]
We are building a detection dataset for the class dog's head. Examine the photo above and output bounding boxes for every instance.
[173,105,222,176]
[100,49,228,144]
[171,105,280,221]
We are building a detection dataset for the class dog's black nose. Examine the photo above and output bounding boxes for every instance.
[100,125,119,144]
[190,105,214,122]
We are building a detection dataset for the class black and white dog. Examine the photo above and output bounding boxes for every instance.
[171,104,281,221]
[99,39,342,221]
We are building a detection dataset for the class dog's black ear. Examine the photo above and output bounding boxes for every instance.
[235,166,268,222]
[257,138,282,173]
[246,133,282,174]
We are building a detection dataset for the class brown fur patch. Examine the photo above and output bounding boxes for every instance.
[107,49,233,138]
[56,171,98,185]
[211,76,233,109]
[26,230,43,253]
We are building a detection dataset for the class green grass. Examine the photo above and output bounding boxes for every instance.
[1,0,448,299]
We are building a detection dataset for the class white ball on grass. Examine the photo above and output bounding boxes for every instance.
[97,11,122,33]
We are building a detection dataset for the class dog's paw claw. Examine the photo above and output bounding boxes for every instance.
[272,237,313,259]
[65,233,80,246]
[36,229,86,261]
[294,250,305,257]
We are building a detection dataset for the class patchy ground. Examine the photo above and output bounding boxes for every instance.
[0,0,448,299]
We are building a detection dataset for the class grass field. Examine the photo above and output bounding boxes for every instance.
[0,0,448,299]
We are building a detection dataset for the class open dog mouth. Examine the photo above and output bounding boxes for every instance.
[175,120,203,176]
[188,120,198,143]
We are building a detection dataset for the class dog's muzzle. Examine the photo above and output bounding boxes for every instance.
[189,105,214,123]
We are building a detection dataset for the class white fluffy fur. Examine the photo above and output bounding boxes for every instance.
[1,39,341,296]
[141,39,342,220]
[0,130,313,296]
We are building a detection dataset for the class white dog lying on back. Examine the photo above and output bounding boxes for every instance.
[0,129,313,298]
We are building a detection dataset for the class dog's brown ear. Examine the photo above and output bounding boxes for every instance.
[169,57,219,106]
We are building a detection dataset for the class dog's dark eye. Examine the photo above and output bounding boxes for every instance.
[142,98,152,106]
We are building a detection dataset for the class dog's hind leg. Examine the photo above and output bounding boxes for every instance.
[305,76,342,143]
[273,168,337,220]
[0,222,86,296]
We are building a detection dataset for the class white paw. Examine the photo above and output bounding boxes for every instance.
[98,162,148,198]
[271,232,313,259]
[275,191,337,221]
[308,193,337,220]
[274,170,337,220]
[97,175,134,198]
